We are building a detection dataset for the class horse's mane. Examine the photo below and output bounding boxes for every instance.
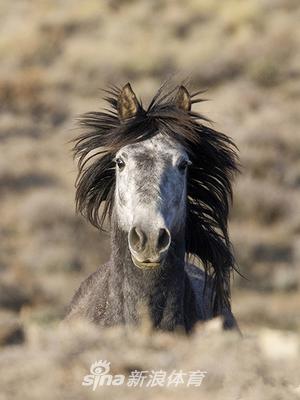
[73,83,239,315]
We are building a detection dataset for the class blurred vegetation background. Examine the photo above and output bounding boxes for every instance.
[0,0,300,342]
[0,0,300,329]
[1,1,300,399]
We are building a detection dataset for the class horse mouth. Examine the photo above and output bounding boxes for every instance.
[131,255,162,270]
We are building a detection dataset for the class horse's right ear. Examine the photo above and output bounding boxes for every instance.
[117,83,139,121]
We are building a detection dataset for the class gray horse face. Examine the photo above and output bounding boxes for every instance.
[114,133,191,270]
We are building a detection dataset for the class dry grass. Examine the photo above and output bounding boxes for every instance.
[0,318,299,400]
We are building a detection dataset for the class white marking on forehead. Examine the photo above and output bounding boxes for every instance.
[114,132,188,233]
[116,133,188,160]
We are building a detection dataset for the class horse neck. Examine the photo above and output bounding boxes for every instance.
[108,215,188,331]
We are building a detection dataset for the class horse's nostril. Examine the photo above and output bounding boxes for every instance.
[129,226,170,258]
[157,228,171,253]
[129,226,146,252]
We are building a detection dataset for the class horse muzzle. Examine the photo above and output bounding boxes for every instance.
[128,225,171,270]
[131,255,162,270]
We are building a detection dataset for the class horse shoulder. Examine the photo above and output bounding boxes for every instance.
[185,263,239,330]
[65,262,110,323]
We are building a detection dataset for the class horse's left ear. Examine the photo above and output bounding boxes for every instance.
[175,86,191,112]
[117,83,139,121]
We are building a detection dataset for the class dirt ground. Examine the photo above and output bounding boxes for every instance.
[0,0,299,398]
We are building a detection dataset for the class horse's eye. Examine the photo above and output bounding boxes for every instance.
[115,157,125,171]
[178,159,191,172]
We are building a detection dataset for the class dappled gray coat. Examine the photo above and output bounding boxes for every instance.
[66,83,239,332]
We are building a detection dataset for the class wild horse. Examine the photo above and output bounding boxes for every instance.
[66,83,239,333]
